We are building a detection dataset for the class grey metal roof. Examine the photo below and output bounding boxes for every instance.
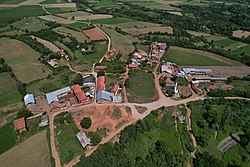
[24,94,35,106]
[96,91,113,102]
[76,132,91,148]
[183,68,212,74]
[46,86,71,104]
[113,96,122,103]
[161,65,173,74]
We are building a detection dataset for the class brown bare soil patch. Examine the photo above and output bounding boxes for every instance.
[83,28,107,41]
[122,26,173,35]
[73,105,133,133]
[0,130,51,167]
[232,30,250,38]
[135,106,147,114]
[178,85,192,97]
[0,4,19,7]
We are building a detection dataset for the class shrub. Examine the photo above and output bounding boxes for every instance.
[80,117,92,129]
[88,132,101,146]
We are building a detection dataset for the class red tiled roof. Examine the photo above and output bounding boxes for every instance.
[59,49,65,55]
[128,64,138,68]
[112,84,119,95]
[148,59,159,64]
[138,50,147,56]
[14,117,26,130]
[152,49,157,54]
[71,85,87,102]
[97,76,105,92]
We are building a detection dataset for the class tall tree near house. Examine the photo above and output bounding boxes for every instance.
[73,74,83,85]
[80,117,92,129]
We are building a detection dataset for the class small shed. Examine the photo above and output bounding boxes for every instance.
[24,94,35,107]
[76,132,91,148]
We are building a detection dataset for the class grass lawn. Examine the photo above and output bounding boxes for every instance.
[11,17,50,32]
[55,122,83,165]
[26,66,76,96]
[63,22,90,31]
[89,17,135,25]
[0,6,46,24]
[101,27,137,59]
[126,70,157,103]
[0,0,25,4]
[163,46,232,66]
[71,41,108,71]
[0,72,22,107]
[0,38,52,83]
[45,7,77,14]
[0,123,15,154]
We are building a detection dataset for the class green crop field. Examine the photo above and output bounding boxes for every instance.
[93,0,116,9]
[0,0,25,4]
[63,22,90,31]
[0,38,52,83]
[126,70,157,103]
[0,123,15,154]
[163,47,232,66]
[45,7,77,14]
[0,6,46,24]
[0,73,22,107]
[40,0,67,4]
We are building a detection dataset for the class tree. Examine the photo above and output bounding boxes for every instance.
[80,117,92,129]
[0,57,5,64]
[88,132,101,146]
[72,74,83,85]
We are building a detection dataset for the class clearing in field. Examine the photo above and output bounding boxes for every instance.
[163,46,242,66]
[186,30,211,37]
[0,38,52,83]
[41,3,76,8]
[63,22,90,31]
[58,11,113,21]
[116,21,162,29]
[11,17,50,32]
[168,11,183,16]
[53,26,90,42]
[83,28,107,41]
[214,38,248,52]
[131,1,182,11]
[232,30,250,39]
[31,35,59,52]
[45,7,77,14]
[38,15,75,24]
[126,70,157,103]
[122,26,173,35]
[0,72,22,107]
[0,130,51,167]
[100,27,138,58]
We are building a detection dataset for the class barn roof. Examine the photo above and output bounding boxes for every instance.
[14,117,26,130]
[46,86,71,104]
[24,94,35,106]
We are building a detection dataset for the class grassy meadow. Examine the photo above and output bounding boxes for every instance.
[0,73,22,107]
[45,7,77,14]
[11,18,50,32]
[126,70,157,103]
[163,46,233,66]
[0,0,25,4]
[0,38,52,83]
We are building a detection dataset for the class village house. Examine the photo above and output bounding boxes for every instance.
[24,94,35,107]
[128,63,138,69]
[97,76,105,92]
[48,59,59,68]
[39,115,49,127]
[95,66,106,72]
[71,84,87,103]
[14,117,26,133]
[183,68,212,75]
[111,84,120,96]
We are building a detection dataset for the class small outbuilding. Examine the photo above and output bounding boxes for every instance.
[24,94,35,107]
[14,117,26,133]
[76,132,91,148]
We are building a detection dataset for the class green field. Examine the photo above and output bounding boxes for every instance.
[11,17,50,32]
[101,27,137,58]
[0,6,46,24]
[71,41,108,71]
[126,70,157,103]
[41,0,67,4]
[93,0,116,9]
[45,7,77,14]
[89,17,135,25]
[0,123,15,154]
[54,114,83,165]
[0,38,52,83]
[131,1,181,11]
[0,0,25,4]
[63,22,90,31]
[0,73,22,107]
[26,66,76,96]
[163,47,232,66]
